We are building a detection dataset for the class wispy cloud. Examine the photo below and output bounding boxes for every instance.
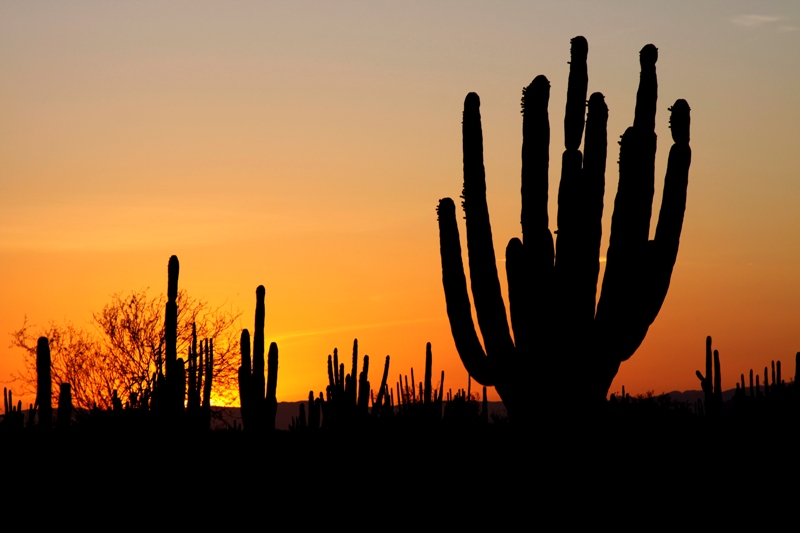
[731,15,781,28]
[778,25,798,32]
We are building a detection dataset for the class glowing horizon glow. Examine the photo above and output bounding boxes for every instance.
[2,2,800,407]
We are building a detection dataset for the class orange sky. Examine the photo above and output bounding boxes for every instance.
[2,2,800,405]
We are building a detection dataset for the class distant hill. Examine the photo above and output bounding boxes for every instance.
[660,388,737,404]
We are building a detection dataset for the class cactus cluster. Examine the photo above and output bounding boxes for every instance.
[237,285,279,432]
[437,37,691,420]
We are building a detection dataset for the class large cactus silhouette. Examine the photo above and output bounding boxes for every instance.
[437,37,691,419]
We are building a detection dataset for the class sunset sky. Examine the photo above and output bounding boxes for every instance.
[2,1,799,405]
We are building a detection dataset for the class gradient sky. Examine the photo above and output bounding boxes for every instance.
[2,1,799,404]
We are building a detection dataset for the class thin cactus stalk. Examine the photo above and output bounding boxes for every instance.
[265,342,278,431]
[437,37,690,419]
[36,336,52,428]
[57,383,72,429]
[372,356,391,418]
[357,355,370,414]
[424,343,433,405]
[201,338,214,428]
[350,339,359,404]
[165,255,180,413]
[482,386,489,424]
[238,329,251,429]
[253,286,266,427]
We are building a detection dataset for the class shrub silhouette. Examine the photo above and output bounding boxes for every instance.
[437,37,691,420]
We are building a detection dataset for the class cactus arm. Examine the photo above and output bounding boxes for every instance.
[602,45,659,269]
[202,339,213,410]
[437,198,495,385]
[238,329,251,429]
[520,75,553,254]
[351,339,359,403]
[461,93,515,358]
[424,343,432,405]
[564,36,589,151]
[372,355,390,416]
[253,286,266,404]
[713,349,722,405]
[580,92,608,304]
[520,76,555,349]
[357,355,370,411]
[634,45,658,132]
[646,100,691,321]
[556,37,588,262]
[505,238,527,350]
[706,336,713,394]
[554,37,588,319]
[595,45,665,367]
[327,354,335,391]
[265,342,278,430]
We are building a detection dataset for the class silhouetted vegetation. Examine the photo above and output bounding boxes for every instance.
[437,37,691,422]
[4,38,800,500]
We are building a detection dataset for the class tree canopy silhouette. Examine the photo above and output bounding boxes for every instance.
[10,289,241,410]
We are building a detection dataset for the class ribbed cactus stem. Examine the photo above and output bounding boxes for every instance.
[36,337,51,428]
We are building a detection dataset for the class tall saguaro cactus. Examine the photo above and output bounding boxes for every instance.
[437,37,691,419]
